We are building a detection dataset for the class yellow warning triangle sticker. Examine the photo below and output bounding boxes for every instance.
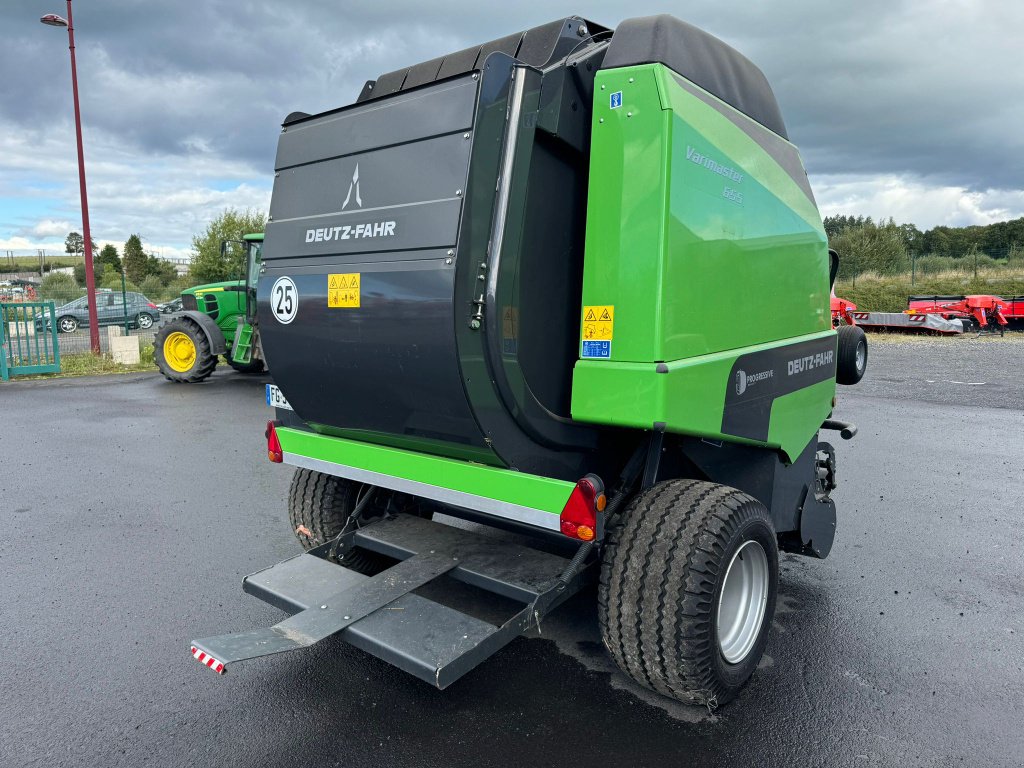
[584,309,597,321]
[599,309,612,321]
[349,274,359,288]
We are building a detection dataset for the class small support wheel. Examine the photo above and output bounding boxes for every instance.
[598,479,779,708]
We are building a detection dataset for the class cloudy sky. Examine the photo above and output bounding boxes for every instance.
[1,0,1022,260]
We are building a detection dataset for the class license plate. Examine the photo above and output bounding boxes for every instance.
[266,384,293,411]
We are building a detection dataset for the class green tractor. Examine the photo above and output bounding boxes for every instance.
[154,233,265,382]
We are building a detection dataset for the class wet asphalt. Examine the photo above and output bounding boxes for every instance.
[1,336,1022,767]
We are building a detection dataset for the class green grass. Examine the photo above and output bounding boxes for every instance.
[2,343,156,380]
[835,268,1024,312]
[0,256,83,273]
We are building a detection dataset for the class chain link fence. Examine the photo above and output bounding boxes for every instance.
[1,277,165,359]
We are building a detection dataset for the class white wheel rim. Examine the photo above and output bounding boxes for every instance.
[855,341,866,373]
[716,540,769,664]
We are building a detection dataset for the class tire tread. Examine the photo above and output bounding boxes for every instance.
[286,468,385,574]
[153,317,218,383]
[598,479,778,707]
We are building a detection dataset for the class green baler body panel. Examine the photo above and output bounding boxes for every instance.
[277,427,575,525]
[571,64,835,461]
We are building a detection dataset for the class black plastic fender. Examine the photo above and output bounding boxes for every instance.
[178,310,227,355]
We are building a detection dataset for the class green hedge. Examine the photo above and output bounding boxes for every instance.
[835,273,1024,312]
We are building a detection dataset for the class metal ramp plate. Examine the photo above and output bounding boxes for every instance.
[352,514,572,601]
[190,515,585,688]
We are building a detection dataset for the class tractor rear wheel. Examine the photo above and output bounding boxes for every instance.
[836,324,868,385]
[226,355,266,374]
[598,479,778,708]
[153,317,218,383]
[288,468,391,575]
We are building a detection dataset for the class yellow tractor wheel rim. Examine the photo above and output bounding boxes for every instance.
[164,331,197,372]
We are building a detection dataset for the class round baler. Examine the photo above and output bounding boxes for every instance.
[193,14,861,708]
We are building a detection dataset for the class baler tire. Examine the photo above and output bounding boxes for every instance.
[226,356,266,374]
[836,324,868,385]
[598,479,778,709]
[287,468,389,575]
[153,317,218,383]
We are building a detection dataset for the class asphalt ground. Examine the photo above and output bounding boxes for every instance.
[1,335,1022,767]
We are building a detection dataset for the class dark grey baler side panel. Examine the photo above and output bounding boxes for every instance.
[259,76,492,453]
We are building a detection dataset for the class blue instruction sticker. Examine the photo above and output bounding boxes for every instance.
[582,340,612,359]
[610,91,623,109]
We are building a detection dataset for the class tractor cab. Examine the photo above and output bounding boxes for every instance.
[242,234,263,325]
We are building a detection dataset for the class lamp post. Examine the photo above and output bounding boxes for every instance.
[42,1,100,354]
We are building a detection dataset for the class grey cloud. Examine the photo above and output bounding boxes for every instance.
[2,1,1022,205]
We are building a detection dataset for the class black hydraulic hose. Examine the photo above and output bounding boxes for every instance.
[351,485,379,521]
[328,486,378,562]
[555,543,594,593]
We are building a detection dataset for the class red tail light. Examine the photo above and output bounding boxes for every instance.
[560,474,606,541]
[265,420,283,463]
[147,303,158,309]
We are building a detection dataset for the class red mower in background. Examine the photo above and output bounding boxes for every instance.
[831,292,858,327]
[906,295,1010,332]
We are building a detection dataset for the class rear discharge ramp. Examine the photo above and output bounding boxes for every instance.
[190,514,588,688]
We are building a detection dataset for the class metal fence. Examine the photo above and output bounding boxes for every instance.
[0,283,165,372]
[23,286,163,357]
[0,302,62,380]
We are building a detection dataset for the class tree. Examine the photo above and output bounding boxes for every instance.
[830,219,909,278]
[73,261,104,288]
[96,244,122,274]
[65,232,84,256]
[39,272,79,302]
[139,275,167,301]
[145,254,178,286]
[123,234,148,285]
[189,208,267,283]
[897,223,923,253]
[64,231,97,257]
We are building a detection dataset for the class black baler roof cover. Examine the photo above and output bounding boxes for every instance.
[602,15,788,139]
[355,16,609,104]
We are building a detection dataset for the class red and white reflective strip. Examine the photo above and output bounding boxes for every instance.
[191,645,226,674]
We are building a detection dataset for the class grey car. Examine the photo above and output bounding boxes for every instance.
[37,292,161,333]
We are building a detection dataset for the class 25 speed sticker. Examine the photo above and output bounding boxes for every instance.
[271,276,298,324]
